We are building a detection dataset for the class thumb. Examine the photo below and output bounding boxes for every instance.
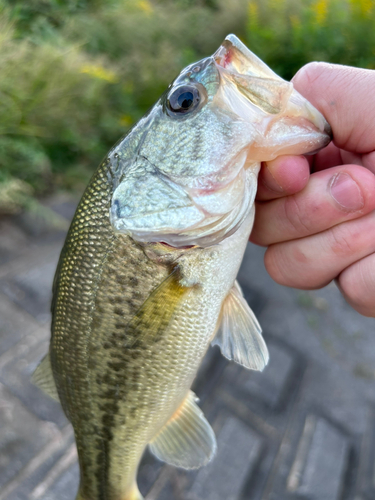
[292,62,375,154]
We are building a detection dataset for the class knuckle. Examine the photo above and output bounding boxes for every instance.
[283,196,312,235]
[265,244,321,289]
[328,224,357,256]
[339,260,375,317]
[264,245,288,285]
[264,244,300,287]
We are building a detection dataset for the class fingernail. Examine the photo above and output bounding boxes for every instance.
[329,172,364,211]
[262,164,284,193]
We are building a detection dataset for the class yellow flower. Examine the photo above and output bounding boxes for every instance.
[358,0,373,16]
[80,64,118,83]
[137,0,153,14]
[312,0,328,26]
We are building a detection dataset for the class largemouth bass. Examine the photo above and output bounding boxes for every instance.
[33,35,331,500]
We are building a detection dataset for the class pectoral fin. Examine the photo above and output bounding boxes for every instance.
[32,353,60,401]
[212,281,269,371]
[127,268,190,347]
[149,391,216,469]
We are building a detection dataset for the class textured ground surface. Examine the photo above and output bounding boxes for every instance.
[1,193,375,500]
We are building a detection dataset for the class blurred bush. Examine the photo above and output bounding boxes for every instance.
[245,0,375,79]
[0,0,375,212]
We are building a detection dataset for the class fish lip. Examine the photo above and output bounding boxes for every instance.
[213,37,252,76]
[158,242,196,250]
[304,132,331,156]
[213,34,278,79]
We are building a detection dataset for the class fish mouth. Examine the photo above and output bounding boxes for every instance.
[213,34,331,159]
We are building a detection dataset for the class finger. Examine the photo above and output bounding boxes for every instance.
[312,145,375,175]
[337,253,375,317]
[340,150,375,175]
[292,62,375,154]
[363,151,375,174]
[256,155,310,201]
[251,164,375,246]
[263,210,375,289]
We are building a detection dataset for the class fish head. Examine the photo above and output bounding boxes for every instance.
[110,34,331,248]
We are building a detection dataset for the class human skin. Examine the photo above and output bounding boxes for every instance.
[250,62,375,317]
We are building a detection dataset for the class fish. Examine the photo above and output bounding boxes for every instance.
[32,34,331,500]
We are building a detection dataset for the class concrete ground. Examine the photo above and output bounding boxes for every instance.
[1,193,375,500]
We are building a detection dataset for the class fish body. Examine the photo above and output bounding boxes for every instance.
[34,35,331,500]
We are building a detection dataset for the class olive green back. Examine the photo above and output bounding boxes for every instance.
[50,158,168,499]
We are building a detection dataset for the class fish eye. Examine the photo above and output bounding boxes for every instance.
[167,85,200,115]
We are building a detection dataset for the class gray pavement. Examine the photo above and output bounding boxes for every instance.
[0,194,375,500]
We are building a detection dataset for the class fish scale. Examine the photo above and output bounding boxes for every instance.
[33,35,331,500]
[51,163,173,498]
[51,161,224,499]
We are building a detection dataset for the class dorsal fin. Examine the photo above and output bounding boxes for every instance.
[149,390,216,469]
[212,281,269,370]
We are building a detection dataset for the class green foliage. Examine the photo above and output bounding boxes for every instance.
[0,0,248,212]
[1,0,375,212]
[245,0,375,79]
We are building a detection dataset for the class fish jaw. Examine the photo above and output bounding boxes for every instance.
[111,161,259,248]
[213,34,332,161]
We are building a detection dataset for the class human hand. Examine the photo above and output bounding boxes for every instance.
[251,62,375,317]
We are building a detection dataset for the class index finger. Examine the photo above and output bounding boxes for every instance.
[292,62,375,154]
